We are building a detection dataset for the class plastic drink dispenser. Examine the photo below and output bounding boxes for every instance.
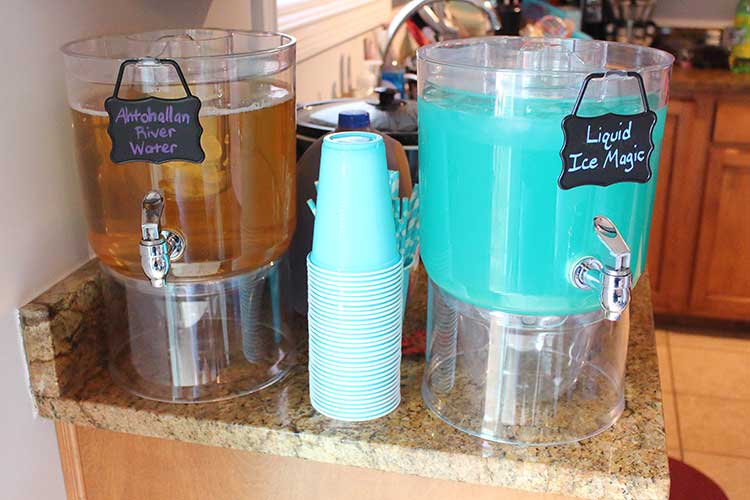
[418,37,673,444]
[62,30,297,402]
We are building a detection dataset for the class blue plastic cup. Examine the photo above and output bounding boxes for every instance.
[309,328,402,349]
[310,374,401,395]
[310,132,399,272]
[309,360,401,388]
[310,392,400,421]
[307,320,402,340]
[309,338,402,361]
[309,357,400,381]
[307,255,403,279]
[308,278,402,297]
[308,286,402,308]
[311,381,400,406]
[308,298,401,318]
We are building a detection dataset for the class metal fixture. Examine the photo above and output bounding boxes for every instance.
[139,191,185,287]
[382,0,501,65]
[571,216,632,321]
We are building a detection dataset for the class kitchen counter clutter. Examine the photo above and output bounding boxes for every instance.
[20,260,669,500]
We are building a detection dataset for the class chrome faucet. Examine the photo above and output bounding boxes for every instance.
[139,191,184,287]
[382,0,501,65]
[571,216,632,321]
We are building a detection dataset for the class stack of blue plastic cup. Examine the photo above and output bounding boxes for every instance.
[307,132,403,421]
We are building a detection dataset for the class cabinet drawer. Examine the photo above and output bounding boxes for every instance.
[714,100,750,144]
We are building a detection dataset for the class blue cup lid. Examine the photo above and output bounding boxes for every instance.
[337,110,371,129]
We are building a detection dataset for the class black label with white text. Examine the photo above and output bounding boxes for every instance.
[558,111,656,190]
[105,58,205,165]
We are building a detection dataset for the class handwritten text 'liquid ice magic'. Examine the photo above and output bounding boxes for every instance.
[566,120,646,173]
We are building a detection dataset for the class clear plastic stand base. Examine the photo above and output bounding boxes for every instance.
[422,279,629,446]
[101,257,297,403]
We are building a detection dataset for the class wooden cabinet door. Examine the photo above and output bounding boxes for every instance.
[647,102,679,307]
[647,99,712,315]
[55,423,576,500]
[690,146,750,320]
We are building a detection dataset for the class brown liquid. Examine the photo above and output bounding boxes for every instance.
[73,88,296,280]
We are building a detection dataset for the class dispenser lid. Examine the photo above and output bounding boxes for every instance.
[297,87,418,146]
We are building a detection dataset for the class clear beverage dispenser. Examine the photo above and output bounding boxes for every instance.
[418,37,673,444]
[62,29,297,402]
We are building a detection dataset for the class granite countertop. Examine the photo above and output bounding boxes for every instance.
[20,261,669,500]
[671,67,750,95]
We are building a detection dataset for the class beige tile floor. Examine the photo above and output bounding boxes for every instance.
[656,327,750,500]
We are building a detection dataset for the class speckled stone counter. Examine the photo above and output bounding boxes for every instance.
[19,261,669,500]
[671,68,750,96]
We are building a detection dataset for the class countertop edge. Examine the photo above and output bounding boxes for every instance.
[22,261,670,500]
[37,384,669,500]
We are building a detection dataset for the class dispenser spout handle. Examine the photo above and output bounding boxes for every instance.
[593,216,631,271]
[141,191,164,241]
[571,216,632,321]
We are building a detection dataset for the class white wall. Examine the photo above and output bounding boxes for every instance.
[0,2,252,498]
[654,0,737,27]
[0,1,367,496]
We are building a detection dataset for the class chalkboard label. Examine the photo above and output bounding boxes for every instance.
[559,72,656,190]
[105,59,205,165]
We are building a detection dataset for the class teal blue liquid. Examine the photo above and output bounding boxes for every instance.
[418,86,667,315]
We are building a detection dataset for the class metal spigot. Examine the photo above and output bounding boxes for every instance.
[571,216,632,321]
[139,191,184,288]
